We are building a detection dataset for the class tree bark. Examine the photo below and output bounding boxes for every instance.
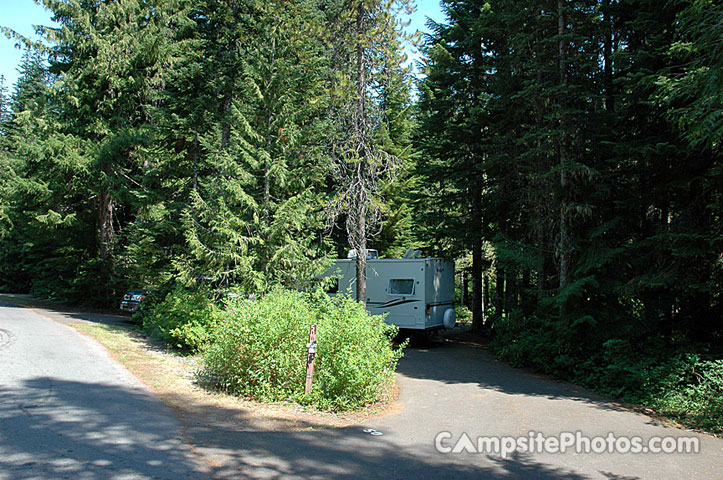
[352,1,368,306]
[495,266,505,320]
[98,158,114,264]
[483,273,489,317]
[558,0,570,318]
[537,240,546,302]
[356,2,366,134]
[192,133,199,190]
[602,0,614,112]
[355,203,367,305]
[264,36,276,211]
[462,270,469,308]
[481,273,486,318]
[472,242,483,332]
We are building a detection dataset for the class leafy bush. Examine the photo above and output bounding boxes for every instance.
[492,311,585,376]
[137,286,220,352]
[644,354,723,433]
[201,288,404,411]
[455,305,472,324]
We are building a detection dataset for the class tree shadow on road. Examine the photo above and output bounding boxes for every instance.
[0,376,593,480]
[0,377,208,479]
[165,393,592,480]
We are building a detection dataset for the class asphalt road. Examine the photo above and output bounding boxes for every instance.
[1,297,722,479]
[0,301,209,479]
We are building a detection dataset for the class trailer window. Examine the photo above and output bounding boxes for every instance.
[389,279,415,295]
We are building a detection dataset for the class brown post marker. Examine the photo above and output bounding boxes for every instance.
[305,324,317,395]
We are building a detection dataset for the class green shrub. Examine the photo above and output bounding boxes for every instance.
[647,355,723,433]
[137,286,220,352]
[455,305,472,324]
[201,288,404,411]
[492,311,584,376]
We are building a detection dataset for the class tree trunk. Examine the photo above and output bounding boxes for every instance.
[462,270,469,308]
[472,242,483,333]
[558,0,570,318]
[352,1,368,307]
[264,36,276,211]
[355,206,367,306]
[99,192,114,259]
[483,273,489,317]
[534,11,549,308]
[505,270,514,315]
[356,2,366,131]
[192,133,199,190]
[602,0,614,112]
[471,179,484,331]
[537,241,546,302]
[496,266,505,320]
[98,162,114,260]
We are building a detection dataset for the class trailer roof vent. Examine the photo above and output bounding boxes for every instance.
[403,249,423,259]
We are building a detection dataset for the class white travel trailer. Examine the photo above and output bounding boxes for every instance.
[326,251,456,331]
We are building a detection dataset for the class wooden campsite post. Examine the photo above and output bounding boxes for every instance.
[305,324,317,395]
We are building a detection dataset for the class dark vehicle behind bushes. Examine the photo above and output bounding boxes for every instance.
[119,290,148,313]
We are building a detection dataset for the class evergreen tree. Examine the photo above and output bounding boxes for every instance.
[11,47,48,116]
[372,8,417,258]
[416,0,534,330]
[0,75,10,136]
[0,75,12,238]
[324,0,413,304]
[0,43,88,296]
[418,0,722,376]
[656,0,722,152]
[160,0,331,292]
[0,0,180,300]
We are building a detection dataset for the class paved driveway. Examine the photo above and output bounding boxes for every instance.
[366,342,723,479]
[0,301,209,479]
[177,340,723,479]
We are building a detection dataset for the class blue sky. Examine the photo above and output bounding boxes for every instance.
[0,0,54,91]
[1,0,444,91]
[404,0,445,71]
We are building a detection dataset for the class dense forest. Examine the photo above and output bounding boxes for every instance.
[0,1,721,428]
